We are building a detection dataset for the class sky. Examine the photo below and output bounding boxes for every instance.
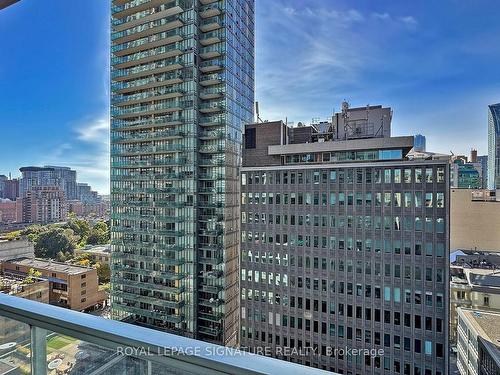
[1,0,499,194]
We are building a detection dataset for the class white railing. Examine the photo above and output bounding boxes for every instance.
[0,293,330,375]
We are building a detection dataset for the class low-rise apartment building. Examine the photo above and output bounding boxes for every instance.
[74,244,111,264]
[457,308,500,375]
[1,258,106,311]
[450,252,500,345]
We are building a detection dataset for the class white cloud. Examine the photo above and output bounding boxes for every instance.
[76,117,109,144]
[399,16,418,29]
[43,116,110,194]
[286,6,365,25]
[372,12,391,21]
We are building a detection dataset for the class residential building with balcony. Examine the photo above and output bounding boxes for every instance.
[19,166,77,199]
[21,186,67,224]
[110,0,255,346]
[240,113,450,374]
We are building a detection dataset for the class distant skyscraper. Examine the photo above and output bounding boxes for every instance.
[19,166,77,199]
[110,0,255,346]
[487,103,500,189]
[77,183,101,204]
[477,155,488,189]
[414,134,426,152]
[0,175,7,199]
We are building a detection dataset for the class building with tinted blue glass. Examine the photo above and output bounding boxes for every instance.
[414,134,426,153]
[487,103,500,189]
[110,0,255,347]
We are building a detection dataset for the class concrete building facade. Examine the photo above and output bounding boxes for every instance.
[110,0,255,346]
[0,239,34,262]
[450,189,500,252]
[21,186,67,224]
[240,117,450,374]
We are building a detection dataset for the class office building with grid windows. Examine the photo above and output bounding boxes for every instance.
[110,0,254,346]
[240,117,450,374]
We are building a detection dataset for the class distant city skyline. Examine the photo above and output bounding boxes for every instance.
[1,0,500,194]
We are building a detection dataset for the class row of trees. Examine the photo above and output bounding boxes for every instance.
[21,214,110,259]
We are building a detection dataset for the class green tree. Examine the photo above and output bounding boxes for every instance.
[21,225,45,244]
[56,251,67,262]
[66,217,91,242]
[87,221,110,245]
[34,227,76,259]
[23,268,42,284]
[95,262,111,284]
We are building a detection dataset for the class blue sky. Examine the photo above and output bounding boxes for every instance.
[1,0,499,194]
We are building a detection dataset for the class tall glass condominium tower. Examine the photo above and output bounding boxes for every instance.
[487,103,500,190]
[110,0,255,346]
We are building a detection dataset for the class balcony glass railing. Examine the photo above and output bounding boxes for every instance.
[0,294,332,375]
[112,144,186,155]
[111,71,183,92]
[112,158,187,168]
[112,0,181,27]
[111,172,186,180]
[112,100,183,117]
[112,88,184,106]
[112,29,184,54]
[111,129,185,142]
[112,57,184,80]
[112,114,184,130]
[200,15,223,28]
[199,3,222,14]
[111,14,182,41]
[199,44,224,57]
[112,43,182,66]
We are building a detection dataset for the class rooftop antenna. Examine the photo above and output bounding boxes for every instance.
[255,101,263,123]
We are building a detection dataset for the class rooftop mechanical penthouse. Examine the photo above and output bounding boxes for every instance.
[240,104,450,374]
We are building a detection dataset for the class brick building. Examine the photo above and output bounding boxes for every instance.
[1,258,107,311]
